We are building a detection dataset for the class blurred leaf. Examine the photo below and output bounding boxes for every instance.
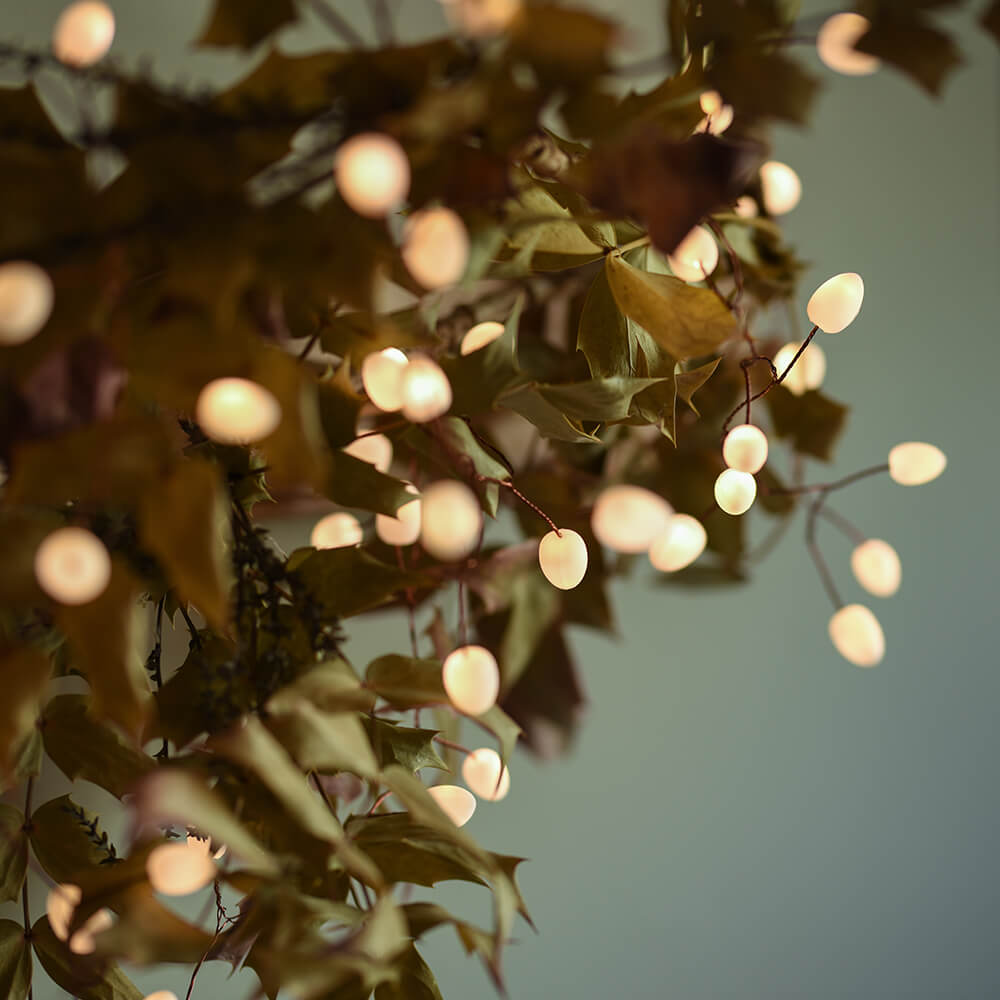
[505,181,605,260]
[364,719,449,774]
[710,49,819,125]
[0,919,31,1000]
[755,466,797,516]
[764,386,848,462]
[29,796,118,886]
[984,0,1000,43]
[375,945,442,1000]
[318,364,366,450]
[266,701,378,779]
[197,0,298,49]
[857,8,963,94]
[325,451,412,517]
[0,646,50,788]
[500,386,601,443]
[268,659,376,715]
[474,706,522,769]
[365,655,446,710]
[510,3,617,81]
[0,807,27,904]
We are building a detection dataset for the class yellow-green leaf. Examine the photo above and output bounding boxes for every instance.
[0,807,27,904]
[0,919,31,1000]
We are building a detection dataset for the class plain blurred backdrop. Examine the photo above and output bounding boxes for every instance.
[2,1,998,997]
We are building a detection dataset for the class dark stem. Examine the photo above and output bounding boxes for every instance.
[433,736,471,756]
[371,0,394,44]
[818,507,868,546]
[179,603,202,649]
[762,463,890,497]
[21,777,33,961]
[457,578,468,647]
[307,0,366,46]
[805,492,843,610]
[479,477,560,535]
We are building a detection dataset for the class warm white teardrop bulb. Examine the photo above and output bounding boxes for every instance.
[69,907,113,955]
[442,644,500,716]
[722,424,769,474]
[460,321,505,355]
[399,357,452,423]
[817,13,880,77]
[310,512,363,550]
[773,341,826,395]
[375,485,422,546]
[714,469,756,516]
[828,604,885,667]
[667,226,720,283]
[401,208,469,289]
[760,161,802,216]
[699,90,722,115]
[0,261,54,344]
[34,526,111,605]
[343,433,393,473]
[734,195,758,219]
[427,784,477,826]
[591,485,673,554]
[186,835,226,860]
[46,883,82,941]
[334,132,410,218]
[146,841,217,896]
[53,1,115,67]
[439,0,522,37]
[419,480,482,561]
[195,377,281,445]
[648,514,707,573]
[888,442,947,486]
[462,748,510,801]
[807,272,864,333]
[850,539,901,598]
[538,529,588,590]
[144,992,181,1000]
[695,103,734,136]
[361,348,409,413]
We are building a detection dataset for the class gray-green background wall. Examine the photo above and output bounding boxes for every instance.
[2,1,997,997]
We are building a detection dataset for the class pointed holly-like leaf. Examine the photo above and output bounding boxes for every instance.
[375,945,443,1000]
[710,49,820,125]
[0,807,27,904]
[267,659,376,715]
[500,385,601,443]
[364,719,449,774]
[29,796,119,886]
[0,646,50,789]
[197,0,298,49]
[365,655,447,710]
[0,920,31,1000]
[676,358,721,414]
[325,451,412,517]
[266,701,379,779]
[857,10,963,95]
[764,386,848,462]
[538,375,668,423]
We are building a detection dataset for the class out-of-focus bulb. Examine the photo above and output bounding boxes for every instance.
[427,784,477,827]
[734,195,758,219]
[399,357,452,423]
[0,261,54,344]
[376,485,421,546]
[699,90,723,115]
[714,469,756,516]
[146,841,217,896]
[888,442,946,486]
[69,907,113,955]
[334,133,410,218]
[807,272,864,333]
[439,0,522,37]
[442,644,499,716]
[144,993,181,1000]
[53,1,114,67]
[310,512,363,550]
[538,529,588,590]
[401,208,469,290]
[419,480,482,561]
[760,161,802,216]
[460,321,505,355]
[722,424,769,474]
[186,835,226,860]
[361,348,408,413]
[591,485,672,554]
[695,103,734,136]
[47,883,82,941]
[817,13,880,76]
[343,433,393,473]
[195,377,281,444]
[828,604,885,667]
[34,527,111,605]
[851,539,901,597]
[462,748,510,801]
[774,341,826,395]
[667,227,719,283]
[648,514,707,573]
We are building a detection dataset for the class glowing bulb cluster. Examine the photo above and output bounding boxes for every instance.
[343,433,393,473]
[695,92,734,136]
[828,603,885,667]
[460,321,505,355]
[46,882,113,955]
[439,0,522,37]
[310,512,363,550]
[774,341,827,395]
[376,485,422,546]
[850,539,901,597]
[427,784,477,826]
[0,261,54,344]
[361,348,409,413]
[760,161,802,216]
[195,377,281,444]
[537,529,588,590]
[734,196,759,219]
[667,226,720,283]
[442,644,499,716]
[419,480,482,561]
[462,747,510,801]
[334,133,410,218]
[53,1,115,67]
[817,13,880,76]
[399,357,453,423]
[591,485,672,554]
[401,207,469,289]
[714,468,757,516]
[807,272,864,333]
[649,514,707,573]
[888,442,946,486]
[146,840,217,896]
[34,526,111,605]
[722,424,768,474]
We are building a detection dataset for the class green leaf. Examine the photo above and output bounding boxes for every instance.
[538,375,668,423]
[29,796,118,886]
[364,719,449,774]
[0,807,27,905]
[267,659,376,715]
[365,655,447,710]
[266,702,379,779]
[710,49,820,125]
[0,920,31,1000]
[605,253,737,361]
[764,386,848,462]
[510,3,616,81]
[500,385,601,443]
[505,181,605,260]
[676,358,722,414]
[318,363,366,450]
[138,458,233,632]
[0,646,50,789]
[197,0,298,49]
[325,451,413,517]
[42,695,155,800]
[857,9,963,95]
[474,706,522,770]
[577,264,630,378]
[375,945,443,1000]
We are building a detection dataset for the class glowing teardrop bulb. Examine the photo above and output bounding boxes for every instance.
[361,348,408,413]
[69,907,113,955]
[714,469,756,516]
[591,485,673,554]
[760,161,802,216]
[888,442,946,486]
[0,261,54,344]
[695,103,734,136]
[439,0,522,37]
[146,841,217,896]
[310,512,363,550]
[807,272,864,333]
[850,539,901,598]
[34,527,111,605]
[427,784,477,827]
[667,226,720,283]
[399,357,453,423]
[376,485,422,546]
[722,424,769,474]
[343,433,393,473]
[773,341,826,395]
[401,207,469,289]
[817,13,880,77]
[537,529,588,590]
[648,514,707,573]
[699,90,723,115]
[828,604,885,667]
[460,321,505,355]
[334,132,410,218]
[462,748,510,801]
[734,196,758,219]
[46,883,82,941]
[195,378,281,444]
[419,480,482,561]
[53,1,115,67]
[442,644,500,716]
[144,992,181,1000]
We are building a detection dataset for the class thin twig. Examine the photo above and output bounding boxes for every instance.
[307,0,366,46]
[805,492,843,610]
[478,476,560,535]
[762,463,890,497]
[371,0,394,44]
[367,791,391,815]
[818,507,868,546]
[22,777,33,970]
[433,736,471,756]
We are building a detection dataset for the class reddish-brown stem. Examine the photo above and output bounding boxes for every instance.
[479,476,560,535]
[433,736,471,756]
[818,507,868,546]
[367,791,391,815]
[761,463,890,497]
[21,777,33,969]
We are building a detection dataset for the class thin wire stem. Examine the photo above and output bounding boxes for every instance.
[478,476,560,535]
[307,0,365,46]
[367,791,391,815]
[805,492,843,610]
[433,736,471,756]
[21,777,33,972]
[762,463,890,497]
[818,507,868,546]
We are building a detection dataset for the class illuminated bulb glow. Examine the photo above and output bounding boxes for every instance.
[439,0,522,37]
[144,993,181,1000]
[186,835,226,860]
[649,514,707,573]
[695,103,734,136]
[460,321,505,355]
[442,644,500,716]
[699,90,723,115]
[34,526,111,605]
[146,841,217,896]
[47,883,82,941]
[69,907,113,955]
[53,2,115,67]
[817,13,880,76]
[419,480,482,561]
[376,485,422,546]
[734,195,759,219]
[591,485,673,554]
[195,377,281,445]
[399,357,453,423]
[0,261,54,344]
[427,784,477,827]
[310,512,363,550]
[888,442,946,486]
[667,227,720,283]
[851,539,901,598]
[343,433,393,473]
[462,748,510,801]
[537,529,588,590]
[401,208,469,289]
[829,604,885,667]
[760,161,802,216]
[361,348,409,413]
[334,133,410,218]
[807,272,864,333]
[773,341,826,395]
[714,469,757,516]
[722,424,769,474]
